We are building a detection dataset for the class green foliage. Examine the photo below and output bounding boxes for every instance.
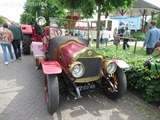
[0,16,5,24]
[156,13,160,28]
[59,0,136,16]
[131,31,145,41]
[60,0,136,48]
[20,0,66,25]
[20,13,35,25]
[147,13,160,29]
[94,46,160,103]
[125,59,160,103]
[42,0,67,23]
[59,0,137,19]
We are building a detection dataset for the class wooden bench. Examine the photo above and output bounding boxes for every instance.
[116,37,138,54]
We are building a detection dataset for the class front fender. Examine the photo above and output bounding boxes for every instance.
[21,25,33,34]
[114,59,130,69]
[42,61,62,74]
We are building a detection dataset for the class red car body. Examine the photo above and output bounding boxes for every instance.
[20,17,129,115]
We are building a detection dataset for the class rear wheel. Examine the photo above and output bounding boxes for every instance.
[45,74,59,114]
[22,35,30,55]
[102,67,127,100]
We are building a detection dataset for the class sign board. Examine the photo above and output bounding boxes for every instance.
[109,16,141,30]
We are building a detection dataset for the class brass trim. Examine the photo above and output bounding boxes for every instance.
[75,74,102,83]
[68,61,85,78]
[36,16,47,27]
[72,48,103,62]
[104,60,117,74]
[54,41,103,82]
[71,48,103,83]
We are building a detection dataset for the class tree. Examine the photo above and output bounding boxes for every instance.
[59,0,136,48]
[20,0,66,25]
[42,0,67,23]
[156,13,160,28]
[20,13,35,25]
[147,13,160,29]
[0,16,5,24]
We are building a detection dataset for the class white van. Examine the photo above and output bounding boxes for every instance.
[88,19,119,41]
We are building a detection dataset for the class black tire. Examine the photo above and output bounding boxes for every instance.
[22,35,31,55]
[102,67,127,100]
[45,74,59,114]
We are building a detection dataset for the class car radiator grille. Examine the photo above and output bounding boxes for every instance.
[77,58,101,78]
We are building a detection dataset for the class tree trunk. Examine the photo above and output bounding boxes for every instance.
[96,3,101,48]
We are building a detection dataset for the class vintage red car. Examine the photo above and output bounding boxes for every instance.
[21,17,129,114]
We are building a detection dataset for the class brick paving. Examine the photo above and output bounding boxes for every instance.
[0,47,160,120]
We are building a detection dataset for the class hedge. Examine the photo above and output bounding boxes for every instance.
[94,46,160,103]
[130,31,145,41]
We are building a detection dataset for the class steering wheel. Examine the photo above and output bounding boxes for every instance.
[57,29,62,36]
[50,28,62,38]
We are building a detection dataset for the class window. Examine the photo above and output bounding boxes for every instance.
[107,20,112,31]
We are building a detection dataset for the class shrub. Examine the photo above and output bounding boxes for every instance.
[156,13,160,28]
[94,46,160,103]
[0,16,5,24]
[130,31,145,41]
[125,59,160,103]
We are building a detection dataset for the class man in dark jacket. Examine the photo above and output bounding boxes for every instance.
[9,21,24,60]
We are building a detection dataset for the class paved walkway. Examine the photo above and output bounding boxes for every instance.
[0,47,160,120]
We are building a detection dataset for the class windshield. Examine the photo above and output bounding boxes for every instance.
[49,18,90,39]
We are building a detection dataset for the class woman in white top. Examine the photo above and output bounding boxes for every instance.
[101,28,110,47]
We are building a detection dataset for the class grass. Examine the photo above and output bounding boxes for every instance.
[91,41,159,59]
[106,45,159,57]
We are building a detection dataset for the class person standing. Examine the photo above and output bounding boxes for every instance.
[8,21,24,60]
[142,20,160,55]
[101,28,110,47]
[61,26,65,36]
[120,27,125,36]
[113,27,120,45]
[0,23,14,65]
[123,26,130,50]
[80,30,85,38]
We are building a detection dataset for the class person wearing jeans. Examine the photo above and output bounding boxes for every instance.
[1,44,14,64]
[0,23,14,65]
[142,20,160,55]
[101,28,110,47]
[9,21,24,60]
[12,40,21,60]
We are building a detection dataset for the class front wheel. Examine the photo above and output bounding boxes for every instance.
[102,67,127,100]
[22,35,31,55]
[45,74,59,114]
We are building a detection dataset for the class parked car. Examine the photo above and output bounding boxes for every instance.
[21,17,129,114]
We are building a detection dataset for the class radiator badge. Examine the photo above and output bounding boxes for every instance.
[88,51,92,56]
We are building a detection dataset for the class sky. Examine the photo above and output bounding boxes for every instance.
[0,0,26,22]
[0,0,160,23]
